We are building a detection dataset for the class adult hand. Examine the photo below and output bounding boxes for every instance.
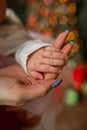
[0,64,57,106]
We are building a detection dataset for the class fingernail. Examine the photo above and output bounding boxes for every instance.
[65,30,69,35]
[69,41,74,45]
[52,79,63,88]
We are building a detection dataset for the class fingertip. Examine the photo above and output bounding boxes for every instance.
[37,73,44,80]
[39,75,44,80]
[31,71,44,80]
[65,30,69,35]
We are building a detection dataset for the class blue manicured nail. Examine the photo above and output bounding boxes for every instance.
[69,41,74,45]
[52,79,63,88]
[65,30,69,35]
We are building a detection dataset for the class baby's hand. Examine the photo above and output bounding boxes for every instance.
[27,45,67,79]
[44,30,73,79]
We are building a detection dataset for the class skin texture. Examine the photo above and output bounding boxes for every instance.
[27,46,67,79]
[27,31,73,79]
[0,64,57,106]
[0,32,73,106]
[44,31,73,79]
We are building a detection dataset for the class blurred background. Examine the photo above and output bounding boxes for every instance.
[0,0,87,130]
[6,0,87,59]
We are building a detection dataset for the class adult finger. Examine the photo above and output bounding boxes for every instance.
[61,41,74,55]
[53,30,69,49]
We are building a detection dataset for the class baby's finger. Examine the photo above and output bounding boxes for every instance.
[42,50,67,59]
[41,58,66,66]
[53,30,69,49]
[35,64,59,73]
[29,71,44,80]
[44,46,59,51]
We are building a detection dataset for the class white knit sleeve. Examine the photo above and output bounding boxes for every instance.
[15,39,52,74]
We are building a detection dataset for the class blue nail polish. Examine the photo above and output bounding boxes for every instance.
[69,41,74,45]
[65,30,69,35]
[52,79,63,88]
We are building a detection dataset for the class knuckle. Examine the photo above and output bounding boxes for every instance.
[49,51,53,56]
[59,52,65,57]
[46,51,53,57]
[58,54,64,59]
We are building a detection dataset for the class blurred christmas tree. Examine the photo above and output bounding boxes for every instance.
[27,0,83,56]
